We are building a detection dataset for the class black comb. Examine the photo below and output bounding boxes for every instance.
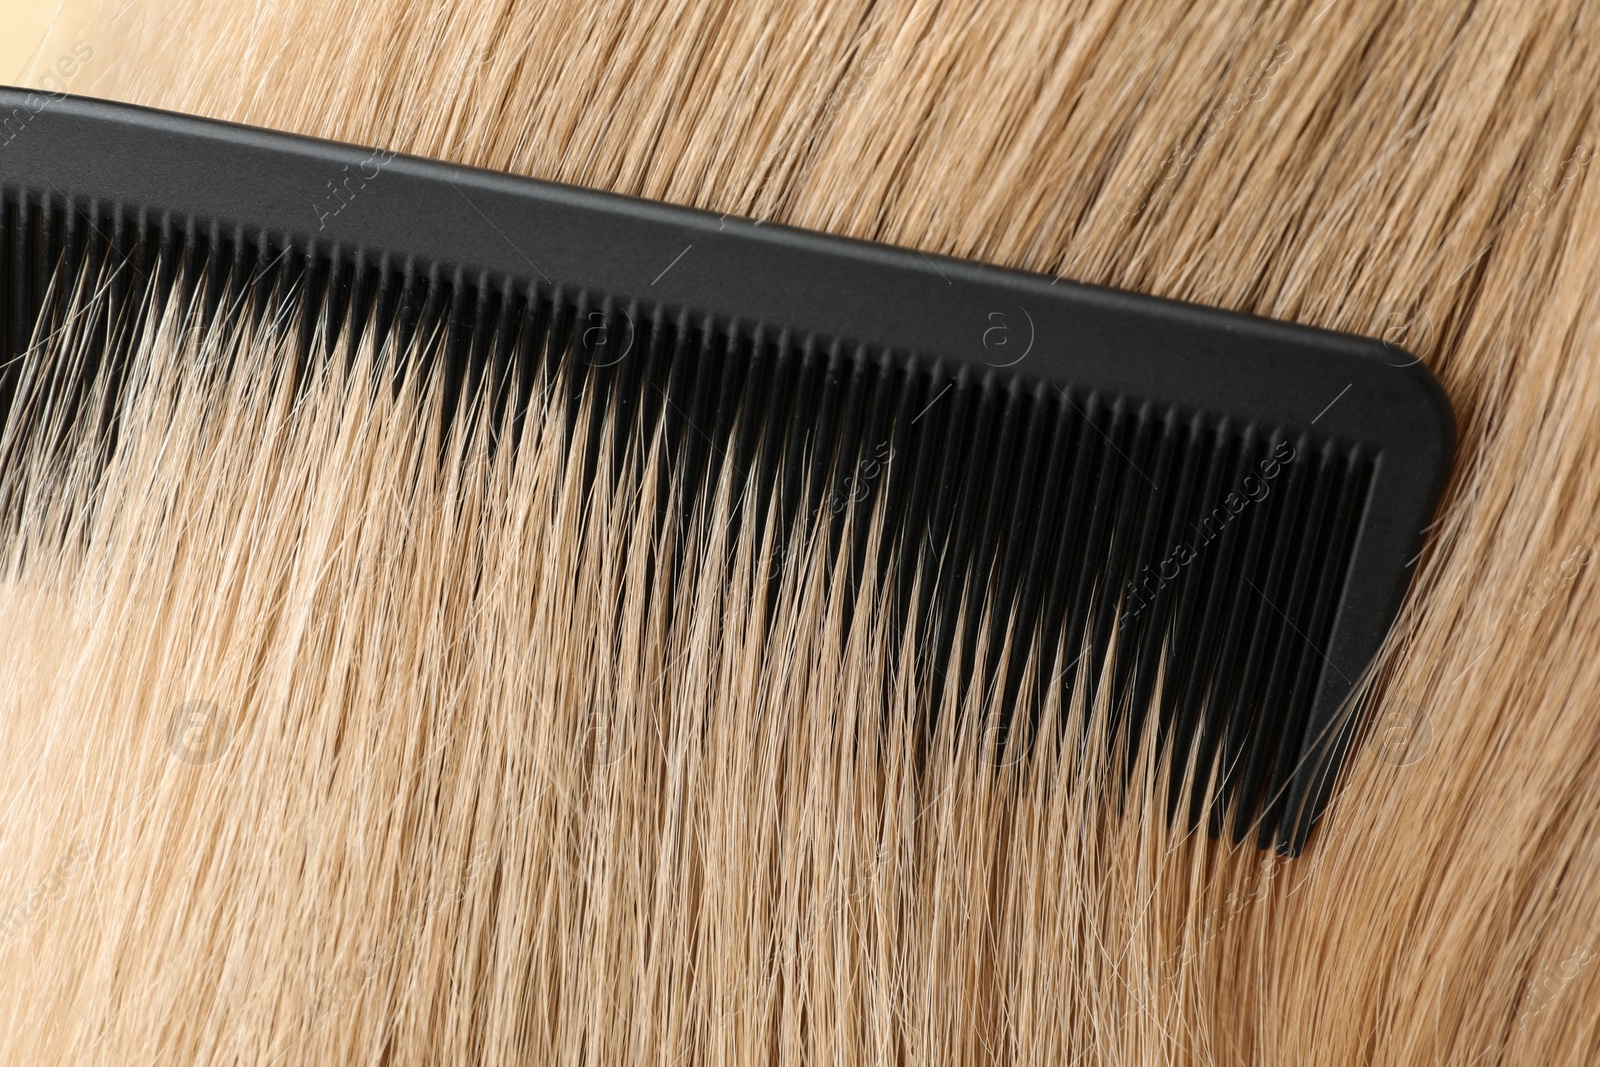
[0,89,1454,854]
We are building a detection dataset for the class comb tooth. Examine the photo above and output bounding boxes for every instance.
[55,199,88,422]
[774,334,822,567]
[584,293,625,411]
[542,288,576,420]
[705,321,748,504]
[467,271,489,412]
[1061,396,1130,725]
[39,189,61,318]
[1090,404,1158,724]
[711,325,761,587]
[179,213,198,313]
[423,259,447,362]
[1166,422,1242,818]
[659,308,696,529]
[802,339,849,538]
[974,378,1032,631]
[930,372,997,711]
[202,217,224,330]
[1262,443,1367,851]
[339,243,365,358]
[1186,427,1263,827]
[78,201,107,389]
[729,325,769,499]
[680,315,735,526]
[414,259,449,418]
[1,190,28,438]
[919,365,975,703]
[1035,396,1096,711]
[754,332,801,621]
[573,292,613,497]
[108,204,137,421]
[6,188,26,357]
[1281,448,1375,854]
[131,205,150,311]
[958,375,1024,698]
[889,362,943,639]
[1229,432,1325,843]
[693,318,728,506]
[156,210,180,312]
[915,366,975,722]
[759,328,798,527]
[847,355,898,604]
[371,251,398,356]
[393,257,420,367]
[470,273,499,423]
[872,356,918,600]
[109,201,129,328]
[322,247,346,361]
[1119,410,1192,766]
[223,223,243,329]
[746,328,794,588]
[1000,393,1073,735]
[985,380,1052,728]
[333,247,357,353]
[508,280,549,448]
[474,274,513,444]
[1239,440,1340,845]
[26,190,44,350]
[26,189,46,338]
[61,192,83,309]
[296,244,324,366]
[88,201,112,393]
[634,303,674,533]
[248,225,272,336]
[1213,430,1300,838]
[1153,417,1229,763]
[603,296,644,472]
[820,343,871,575]
[233,223,253,319]
[2,190,14,363]
[181,214,205,319]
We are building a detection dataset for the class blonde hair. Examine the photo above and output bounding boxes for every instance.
[2,0,1599,1062]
